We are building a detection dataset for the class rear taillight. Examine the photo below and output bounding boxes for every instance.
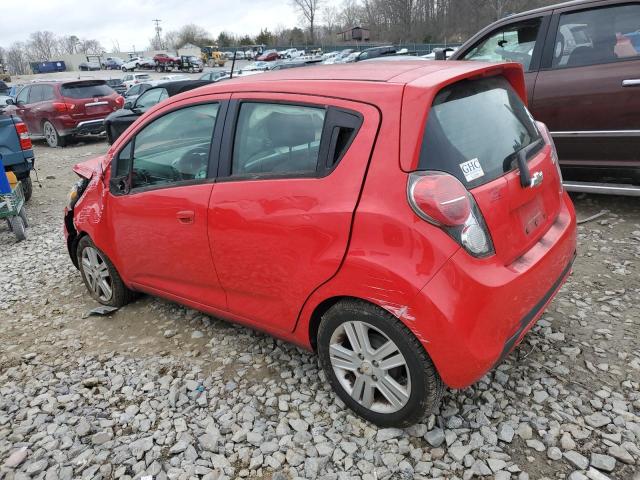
[537,121,563,193]
[14,122,32,150]
[115,96,124,106]
[408,171,494,258]
[52,102,74,113]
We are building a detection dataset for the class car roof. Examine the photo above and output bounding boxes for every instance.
[146,79,213,96]
[218,61,448,83]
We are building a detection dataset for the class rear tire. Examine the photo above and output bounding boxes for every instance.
[318,299,444,427]
[43,121,67,148]
[76,236,136,308]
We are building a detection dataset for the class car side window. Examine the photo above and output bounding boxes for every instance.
[461,18,542,72]
[41,85,55,101]
[16,87,29,105]
[127,85,140,96]
[232,102,326,176]
[552,4,640,69]
[128,103,219,189]
[135,88,169,111]
[28,85,44,103]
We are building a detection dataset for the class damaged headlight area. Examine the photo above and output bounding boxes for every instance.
[68,178,89,210]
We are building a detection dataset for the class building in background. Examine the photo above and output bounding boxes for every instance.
[337,27,370,42]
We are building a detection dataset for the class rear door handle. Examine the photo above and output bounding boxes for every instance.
[622,79,640,87]
[176,210,195,224]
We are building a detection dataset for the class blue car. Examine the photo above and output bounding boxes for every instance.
[102,57,124,70]
[0,114,35,201]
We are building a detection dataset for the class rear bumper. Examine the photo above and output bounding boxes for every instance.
[58,118,106,136]
[410,193,577,388]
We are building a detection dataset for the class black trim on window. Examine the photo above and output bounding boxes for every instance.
[455,14,551,73]
[109,100,227,196]
[217,99,363,182]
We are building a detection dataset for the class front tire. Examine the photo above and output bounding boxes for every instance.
[318,299,444,427]
[76,236,136,307]
[43,121,67,148]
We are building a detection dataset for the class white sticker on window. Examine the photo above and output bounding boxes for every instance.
[459,158,484,182]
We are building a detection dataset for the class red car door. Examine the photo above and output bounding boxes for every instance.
[208,93,380,332]
[105,96,229,308]
[12,86,36,133]
[531,2,640,175]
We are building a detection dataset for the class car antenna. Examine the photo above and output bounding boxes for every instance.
[230,48,237,79]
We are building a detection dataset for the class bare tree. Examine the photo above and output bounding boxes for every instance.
[292,0,322,43]
[28,31,59,60]
[5,42,30,75]
[58,35,80,55]
[78,39,104,55]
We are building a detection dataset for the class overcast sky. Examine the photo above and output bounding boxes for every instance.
[2,0,308,51]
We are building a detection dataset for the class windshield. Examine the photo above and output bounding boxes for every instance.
[418,76,541,188]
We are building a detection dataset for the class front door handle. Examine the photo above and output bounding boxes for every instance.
[176,210,195,224]
[622,79,640,87]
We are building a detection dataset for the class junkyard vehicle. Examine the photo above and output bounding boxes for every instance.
[448,0,640,193]
[153,53,181,72]
[4,80,124,147]
[121,73,152,90]
[105,78,127,95]
[65,61,576,427]
[104,80,211,144]
[0,169,29,241]
[121,56,154,72]
[78,60,101,71]
[0,114,34,201]
[102,57,124,70]
[201,47,227,67]
[257,50,278,61]
[173,56,203,73]
[199,71,229,82]
[324,49,355,64]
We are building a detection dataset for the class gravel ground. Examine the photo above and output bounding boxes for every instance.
[1,139,639,480]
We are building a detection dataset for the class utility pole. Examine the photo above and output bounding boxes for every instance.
[153,19,163,50]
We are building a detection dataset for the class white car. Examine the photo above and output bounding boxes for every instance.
[121,73,152,89]
[122,57,153,72]
[159,74,190,81]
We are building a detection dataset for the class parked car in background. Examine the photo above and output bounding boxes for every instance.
[257,50,279,61]
[362,55,427,62]
[341,51,362,63]
[122,73,152,89]
[121,81,161,106]
[449,0,640,189]
[102,57,124,70]
[104,80,212,144]
[0,96,13,114]
[4,80,124,147]
[324,49,355,64]
[65,61,575,427]
[78,60,101,71]
[122,57,151,71]
[159,74,190,82]
[356,45,397,61]
[0,114,35,200]
[153,53,181,72]
[199,71,229,81]
[105,78,127,95]
[241,61,270,71]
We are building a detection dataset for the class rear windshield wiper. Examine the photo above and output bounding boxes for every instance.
[515,138,543,188]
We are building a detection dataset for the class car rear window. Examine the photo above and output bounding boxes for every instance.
[136,74,151,80]
[61,82,113,99]
[418,76,541,188]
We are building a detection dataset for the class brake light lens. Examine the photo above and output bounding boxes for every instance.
[408,171,494,257]
[115,96,124,106]
[52,102,74,113]
[537,121,563,193]
[14,122,32,150]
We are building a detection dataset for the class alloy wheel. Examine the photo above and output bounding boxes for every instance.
[329,320,411,413]
[81,246,113,302]
[43,122,58,147]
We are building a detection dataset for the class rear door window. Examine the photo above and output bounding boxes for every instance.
[61,82,113,99]
[461,18,542,71]
[135,88,169,111]
[418,76,541,188]
[232,103,326,176]
[552,4,640,68]
[28,85,45,103]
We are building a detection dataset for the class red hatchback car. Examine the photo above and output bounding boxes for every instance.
[64,61,577,426]
[6,80,123,147]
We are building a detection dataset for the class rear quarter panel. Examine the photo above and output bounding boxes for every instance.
[0,115,33,170]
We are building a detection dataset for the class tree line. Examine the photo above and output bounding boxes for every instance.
[1,0,556,74]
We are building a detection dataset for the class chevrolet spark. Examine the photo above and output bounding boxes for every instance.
[64,61,577,427]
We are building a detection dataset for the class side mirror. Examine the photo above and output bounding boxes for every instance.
[109,175,130,195]
[124,100,133,109]
[5,98,14,105]
[434,49,446,61]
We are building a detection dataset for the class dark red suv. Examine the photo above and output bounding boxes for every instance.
[6,80,123,147]
[64,61,577,426]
